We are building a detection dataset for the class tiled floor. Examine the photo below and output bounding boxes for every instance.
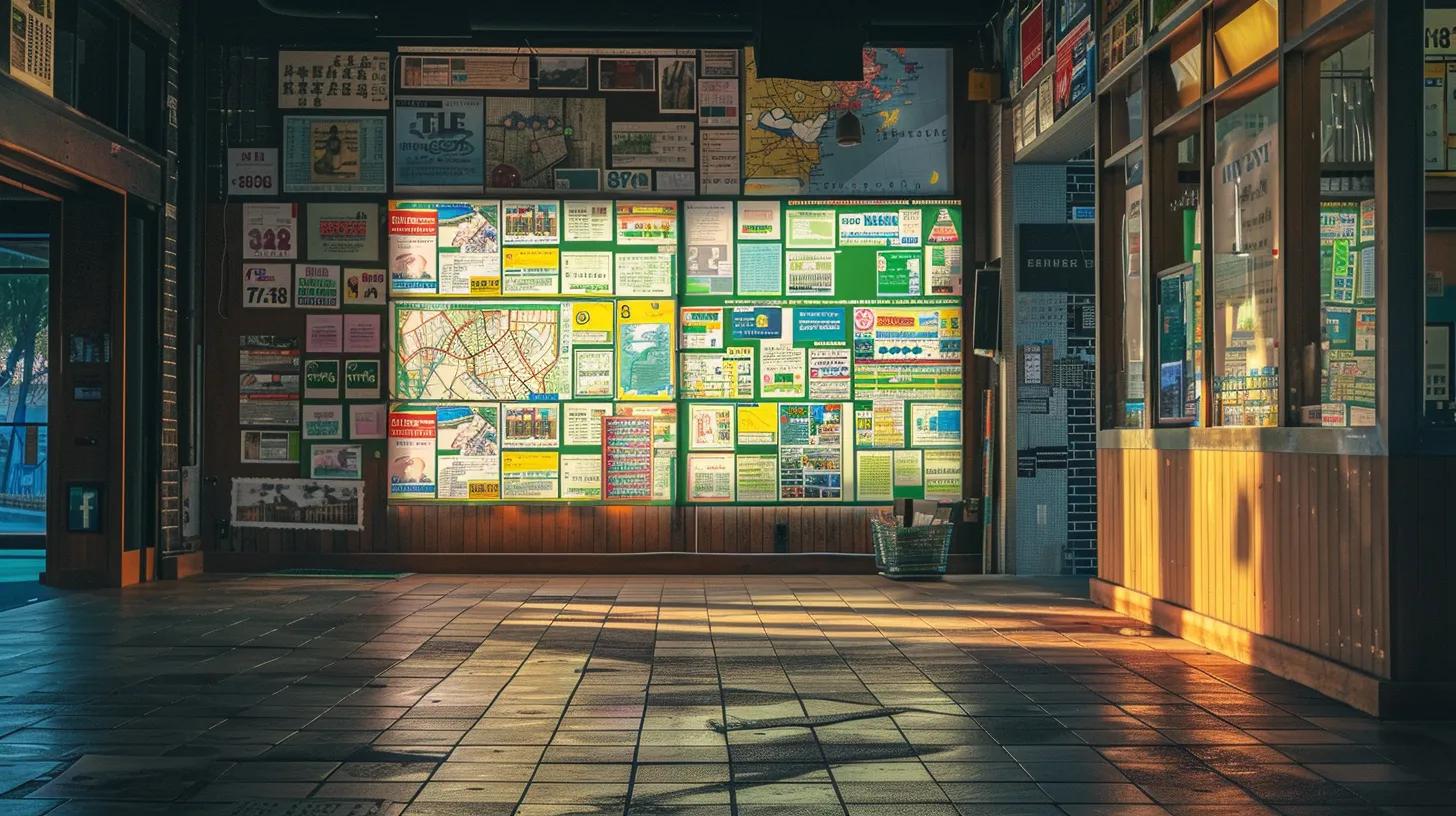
[0,574,1449,815]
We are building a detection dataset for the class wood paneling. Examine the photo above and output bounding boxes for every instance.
[1098,447,1390,678]
[216,504,877,556]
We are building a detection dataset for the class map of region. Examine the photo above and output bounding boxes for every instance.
[743,47,951,196]
[394,302,572,401]
[485,97,606,190]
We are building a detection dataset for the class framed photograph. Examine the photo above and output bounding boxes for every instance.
[598,58,655,91]
[536,56,589,90]
[658,57,697,114]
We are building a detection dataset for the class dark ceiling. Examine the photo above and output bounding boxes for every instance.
[205,0,1002,48]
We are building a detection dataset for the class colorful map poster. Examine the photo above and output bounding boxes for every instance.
[743,47,951,196]
[392,301,573,401]
[617,300,675,400]
[485,97,606,191]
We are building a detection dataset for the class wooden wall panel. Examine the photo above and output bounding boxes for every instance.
[1098,447,1390,679]
[217,504,877,556]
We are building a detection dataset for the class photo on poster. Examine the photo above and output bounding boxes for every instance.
[306,203,378,262]
[688,403,734,451]
[310,444,362,480]
[598,58,655,91]
[617,300,675,400]
[282,116,387,194]
[231,478,364,532]
[340,269,384,307]
[393,97,485,192]
[658,57,697,114]
[242,264,292,309]
[687,453,734,502]
[536,56,589,90]
[240,430,300,464]
[243,204,298,260]
[502,403,560,448]
[295,264,341,309]
[501,201,560,245]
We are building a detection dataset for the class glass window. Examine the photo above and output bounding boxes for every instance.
[1155,130,1204,425]
[1151,0,1193,29]
[1310,34,1377,427]
[1115,155,1146,428]
[0,235,49,536]
[1214,0,1279,85]
[126,25,165,150]
[1426,2,1456,425]
[1212,86,1281,426]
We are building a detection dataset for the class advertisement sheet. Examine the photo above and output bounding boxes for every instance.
[616,300,674,400]
[307,203,378,261]
[686,453,734,502]
[242,264,293,309]
[283,116,388,193]
[601,415,654,501]
[394,97,485,191]
[501,451,558,499]
[244,204,298,260]
[278,51,389,109]
[735,454,777,502]
[388,201,501,296]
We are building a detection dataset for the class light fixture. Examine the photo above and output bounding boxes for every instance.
[837,111,862,147]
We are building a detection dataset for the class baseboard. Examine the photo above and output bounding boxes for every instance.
[202,550,882,575]
[1089,577,1385,717]
[160,551,204,580]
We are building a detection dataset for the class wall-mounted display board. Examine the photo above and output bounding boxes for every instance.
[678,200,964,505]
[1317,201,1377,427]
[741,47,952,197]
[385,196,679,504]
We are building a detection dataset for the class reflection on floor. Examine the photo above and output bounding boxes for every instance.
[0,574,1449,815]
[0,548,48,613]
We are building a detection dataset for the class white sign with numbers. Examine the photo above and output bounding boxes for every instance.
[227,148,279,196]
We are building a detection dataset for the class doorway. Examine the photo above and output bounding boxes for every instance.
[0,186,56,605]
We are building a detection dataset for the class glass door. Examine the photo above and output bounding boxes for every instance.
[0,230,50,539]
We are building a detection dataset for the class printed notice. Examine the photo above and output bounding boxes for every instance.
[856,451,894,501]
[563,200,614,242]
[502,246,560,294]
[295,264,342,308]
[502,451,559,499]
[737,242,783,296]
[561,252,613,295]
[737,200,781,240]
[573,349,614,398]
[680,307,724,350]
[923,449,962,500]
[699,129,742,194]
[785,251,835,296]
[892,449,923,488]
[785,208,837,249]
[687,453,735,501]
[759,344,806,399]
[615,252,674,297]
[735,454,777,502]
[685,200,734,295]
[560,454,602,500]
[563,402,611,447]
[807,348,852,400]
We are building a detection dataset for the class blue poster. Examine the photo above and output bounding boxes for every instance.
[793,308,846,343]
[393,97,484,191]
[732,307,782,340]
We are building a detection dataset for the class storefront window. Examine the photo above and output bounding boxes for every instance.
[1212,87,1281,426]
[1156,131,1204,425]
[1312,35,1377,427]
[1119,156,1146,427]
[1426,3,1456,425]
[1213,0,1279,85]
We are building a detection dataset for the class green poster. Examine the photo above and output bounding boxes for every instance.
[875,249,922,297]
[304,359,339,399]
[344,359,380,399]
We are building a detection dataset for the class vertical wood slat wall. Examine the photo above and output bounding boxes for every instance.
[1097,447,1389,678]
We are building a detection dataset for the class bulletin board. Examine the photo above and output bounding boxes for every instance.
[677,200,965,505]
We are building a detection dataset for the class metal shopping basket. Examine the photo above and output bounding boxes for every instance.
[870,513,953,579]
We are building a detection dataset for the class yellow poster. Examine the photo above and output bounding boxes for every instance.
[736,403,777,446]
[501,450,559,499]
[501,246,560,295]
[616,300,676,401]
[571,301,614,345]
